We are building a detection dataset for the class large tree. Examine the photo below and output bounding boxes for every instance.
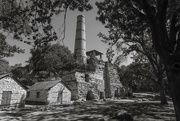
[29,43,74,80]
[118,63,160,93]
[131,54,167,104]
[97,5,167,105]
[96,0,180,120]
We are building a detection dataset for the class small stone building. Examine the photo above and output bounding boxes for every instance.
[25,80,71,105]
[0,73,27,106]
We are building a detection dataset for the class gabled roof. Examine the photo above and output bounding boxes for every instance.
[28,79,71,91]
[86,50,103,56]
[0,73,11,79]
[0,73,28,90]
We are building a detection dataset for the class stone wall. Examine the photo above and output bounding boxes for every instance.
[0,76,26,105]
[48,83,71,104]
[87,61,105,99]
[62,61,122,101]
[62,62,105,101]
[25,90,48,103]
[26,82,71,104]
[62,71,79,100]
[104,62,122,98]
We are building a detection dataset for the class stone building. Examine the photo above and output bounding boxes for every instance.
[0,73,27,106]
[25,80,71,105]
[62,15,122,101]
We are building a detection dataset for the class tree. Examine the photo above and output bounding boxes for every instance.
[118,64,159,93]
[0,33,24,59]
[29,43,74,80]
[0,58,10,73]
[11,64,34,86]
[131,55,168,102]
[96,5,168,105]
[96,0,180,119]
[0,0,92,47]
[117,50,168,104]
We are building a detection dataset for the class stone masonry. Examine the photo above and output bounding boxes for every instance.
[62,61,122,101]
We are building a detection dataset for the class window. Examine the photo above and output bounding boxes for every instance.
[36,92,40,98]
[85,74,89,82]
[27,91,30,98]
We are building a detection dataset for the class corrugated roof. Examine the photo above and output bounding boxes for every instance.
[28,80,60,91]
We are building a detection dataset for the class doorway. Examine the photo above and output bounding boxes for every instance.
[57,90,63,104]
[1,91,12,106]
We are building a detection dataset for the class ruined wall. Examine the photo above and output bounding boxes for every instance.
[62,71,79,100]
[62,61,105,101]
[62,61,122,100]
[104,62,122,98]
[87,61,105,99]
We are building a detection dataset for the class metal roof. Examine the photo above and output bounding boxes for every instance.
[28,80,71,91]
[28,80,60,91]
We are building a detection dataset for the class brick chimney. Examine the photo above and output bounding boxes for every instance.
[74,15,87,64]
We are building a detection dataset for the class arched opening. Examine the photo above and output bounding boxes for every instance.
[86,91,94,100]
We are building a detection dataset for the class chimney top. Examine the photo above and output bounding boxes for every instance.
[77,15,85,18]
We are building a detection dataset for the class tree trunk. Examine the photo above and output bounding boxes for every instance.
[166,66,180,121]
[159,83,168,105]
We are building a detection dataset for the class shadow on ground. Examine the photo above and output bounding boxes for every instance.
[0,100,176,121]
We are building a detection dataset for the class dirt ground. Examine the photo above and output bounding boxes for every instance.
[0,98,175,121]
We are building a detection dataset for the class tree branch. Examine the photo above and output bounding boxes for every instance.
[169,7,180,53]
[138,0,156,21]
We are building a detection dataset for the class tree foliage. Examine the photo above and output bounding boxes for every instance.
[0,0,92,47]
[0,33,24,59]
[0,58,10,73]
[11,65,34,86]
[29,43,74,79]
[118,64,159,93]
[96,0,168,104]
[96,0,180,119]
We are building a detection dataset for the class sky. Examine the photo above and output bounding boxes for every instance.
[5,0,132,66]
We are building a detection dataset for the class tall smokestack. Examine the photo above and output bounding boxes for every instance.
[74,15,86,63]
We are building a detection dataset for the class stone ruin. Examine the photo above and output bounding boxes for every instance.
[62,15,122,101]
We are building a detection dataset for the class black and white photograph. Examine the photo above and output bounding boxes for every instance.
[0,0,179,120]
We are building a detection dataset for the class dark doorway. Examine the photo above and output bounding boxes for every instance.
[99,92,105,99]
[86,91,94,100]
[1,91,12,106]
[57,90,63,104]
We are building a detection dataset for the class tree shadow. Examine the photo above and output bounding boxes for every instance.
[1,101,176,121]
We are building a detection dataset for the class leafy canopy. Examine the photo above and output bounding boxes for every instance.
[0,33,24,59]
[29,43,74,77]
[0,0,92,47]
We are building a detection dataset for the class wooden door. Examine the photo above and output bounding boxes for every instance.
[57,91,63,104]
[1,91,12,106]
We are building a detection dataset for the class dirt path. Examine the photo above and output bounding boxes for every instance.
[0,100,176,121]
